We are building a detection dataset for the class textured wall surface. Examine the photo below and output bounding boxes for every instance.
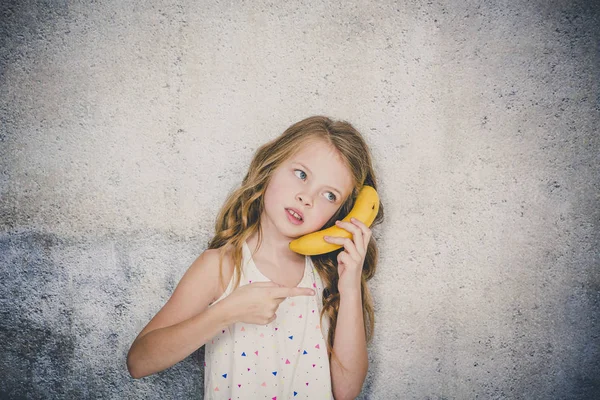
[1,0,599,399]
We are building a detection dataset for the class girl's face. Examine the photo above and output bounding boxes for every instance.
[262,139,354,240]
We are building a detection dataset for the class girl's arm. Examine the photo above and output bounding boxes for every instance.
[323,218,372,400]
[329,289,368,400]
[126,249,232,379]
[127,249,316,379]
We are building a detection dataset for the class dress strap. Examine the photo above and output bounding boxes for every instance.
[307,256,330,342]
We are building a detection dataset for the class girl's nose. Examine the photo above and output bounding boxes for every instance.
[297,194,312,207]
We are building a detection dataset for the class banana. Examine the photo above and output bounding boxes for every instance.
[289,185,380,255]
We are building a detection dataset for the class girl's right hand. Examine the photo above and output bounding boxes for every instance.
[223,281,315,325]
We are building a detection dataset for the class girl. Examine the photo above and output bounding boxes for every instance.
[127,116,384,400]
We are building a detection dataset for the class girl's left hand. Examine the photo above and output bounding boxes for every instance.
[323,217,371,296]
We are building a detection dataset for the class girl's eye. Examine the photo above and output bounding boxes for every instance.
[294,169,307,180]
[325,192,337,202]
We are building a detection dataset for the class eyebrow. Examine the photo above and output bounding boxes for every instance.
[294,162,343,198]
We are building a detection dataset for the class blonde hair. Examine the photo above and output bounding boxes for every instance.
[207,116,384,363]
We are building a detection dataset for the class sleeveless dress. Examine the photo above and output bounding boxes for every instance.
[204,241,333,400]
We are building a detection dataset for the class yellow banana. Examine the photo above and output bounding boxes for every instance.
[289,185,380,255]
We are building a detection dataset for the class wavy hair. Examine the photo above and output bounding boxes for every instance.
[207,116,384,364]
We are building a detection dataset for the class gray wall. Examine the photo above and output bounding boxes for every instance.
[1,0,598,399]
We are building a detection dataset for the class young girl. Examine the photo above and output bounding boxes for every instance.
[127,116,384,400]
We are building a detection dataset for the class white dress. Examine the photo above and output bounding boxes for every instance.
[204,241,333,399]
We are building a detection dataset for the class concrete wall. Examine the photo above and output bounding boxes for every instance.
[1,0,598,398]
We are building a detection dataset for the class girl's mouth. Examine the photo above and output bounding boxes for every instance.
[285,208,303,225]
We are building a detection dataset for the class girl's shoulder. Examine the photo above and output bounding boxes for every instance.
[202,245,236,302]
[130,246,236,343]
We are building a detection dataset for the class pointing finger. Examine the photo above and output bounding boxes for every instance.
[251,281,280,287]
[272,287,315,299]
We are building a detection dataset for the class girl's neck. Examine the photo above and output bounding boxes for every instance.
[246,230,305,266]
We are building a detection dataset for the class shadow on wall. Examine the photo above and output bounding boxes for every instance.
[0,231,206,398]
